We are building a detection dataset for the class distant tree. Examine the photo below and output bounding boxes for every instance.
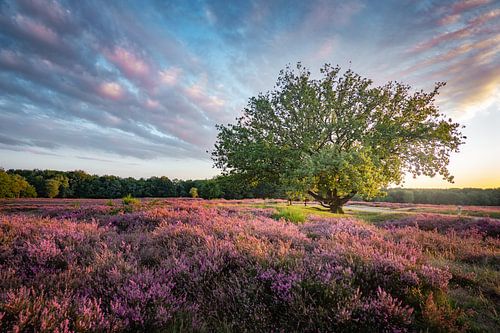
[199,179,222,199]
[189,187,199,198]
[212,63,465,213]
[20,183,37,198]
[44,179,60,198]
[388,189,414,203]
[212,174,249,199]
[146,176,175,197]
[0,170,37,198]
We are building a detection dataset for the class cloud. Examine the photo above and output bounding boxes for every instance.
[106,46,150,80]
[13,14,59,45]
[438,0,492,25]
[16,0,72,30]
[452,0,492,13]
[159,67,182,86]
[98,82,125,100]
[0,0,229,160]
[411,9,500,53]
[0,0,498,170]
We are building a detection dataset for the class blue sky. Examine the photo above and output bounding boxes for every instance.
[0,0,499,187]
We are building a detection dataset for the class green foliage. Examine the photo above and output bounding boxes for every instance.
[44,179,60,198]
[8,169,496,208]
[199,179,222,199]
[0,170,37,198]
[188,187,198,198]
[122,194,140,205]
[272,206,306,223]
[368,187,500,206]
[212,63,465,212]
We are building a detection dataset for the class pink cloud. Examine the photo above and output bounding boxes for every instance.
[452,0,492,13]
[14,14,59,45]
[16,0,70,28]
[438,14,461,26]
[185,82,225,114]
[146,98,160,109]
[0,50,21,67]
[159,67,182,86]
[185,84,203,99]
[396,32,498,81]
[107,47,150,79]
[98,82,124,100]
[469,8,500,25]
[438,0,492,26]
[315,38,336,60]
[411,9,499,53]
[306,0,364,29]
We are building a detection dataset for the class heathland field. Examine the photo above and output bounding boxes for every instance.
[0,198,499,332]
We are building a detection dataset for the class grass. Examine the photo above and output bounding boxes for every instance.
[272,206,307,223]
[422,209,500,219]
[429,258,500,332]
[266,203,410,224]
[346,210,413,223]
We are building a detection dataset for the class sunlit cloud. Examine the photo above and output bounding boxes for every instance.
[452,0,492,13]
[98,82,124,100]
[106,46,150,79]
[146,98,160,109]
[13,14,59,45]
[159,67,182,86]
[0,0,498,182]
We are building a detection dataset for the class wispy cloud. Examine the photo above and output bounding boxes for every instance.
[0,0,498,176]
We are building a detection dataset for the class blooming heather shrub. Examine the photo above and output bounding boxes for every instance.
[1,287,73,333]
[38,205,114,222]
[350,287,414,332]
[388,226,500,267]
[0,200,473,332]
[381,213,500,238]
[109,269,185,330]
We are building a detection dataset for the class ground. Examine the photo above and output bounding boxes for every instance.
[0,198,498,332]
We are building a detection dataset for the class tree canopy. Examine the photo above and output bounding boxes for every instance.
[212,63,466,213]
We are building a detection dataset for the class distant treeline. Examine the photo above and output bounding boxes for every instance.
[1,169,280,200]
[1,169,498,206]
[359,188,500,206]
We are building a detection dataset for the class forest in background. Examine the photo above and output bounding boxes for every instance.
[1,168,499,206]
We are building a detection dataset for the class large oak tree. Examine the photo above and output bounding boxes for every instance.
[212,63,465,213]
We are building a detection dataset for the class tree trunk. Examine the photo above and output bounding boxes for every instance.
[308,190,355,215]
[329,204,344,214]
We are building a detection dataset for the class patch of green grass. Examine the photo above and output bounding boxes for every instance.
[278,205,348,219]
[272,206,306,223]
[426,258,500,332]
[346,210,411,223]
[286,204,411,223]
[448,287,500,332]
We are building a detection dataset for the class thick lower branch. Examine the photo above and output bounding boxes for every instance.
[308,189,357,214]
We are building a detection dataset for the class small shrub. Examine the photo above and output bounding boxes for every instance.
[122,194,140,206]
[189,187,198,198]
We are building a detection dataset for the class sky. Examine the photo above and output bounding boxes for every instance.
[0,0,499,188]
